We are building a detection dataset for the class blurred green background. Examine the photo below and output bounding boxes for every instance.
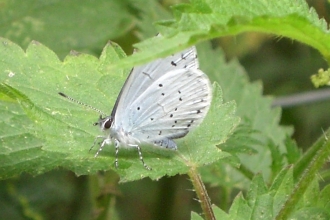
[1,0,330,219]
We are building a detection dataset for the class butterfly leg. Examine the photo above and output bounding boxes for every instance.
[90,135,105,153]
[129,144,152,170]
[94,139,106,157]
[93,137,112,157]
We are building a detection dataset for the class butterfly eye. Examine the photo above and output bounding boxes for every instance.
[103,118,112,129]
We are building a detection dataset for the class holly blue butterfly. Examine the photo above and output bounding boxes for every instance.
[60,42,212,170]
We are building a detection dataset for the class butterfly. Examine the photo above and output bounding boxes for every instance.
[60,41,212,170]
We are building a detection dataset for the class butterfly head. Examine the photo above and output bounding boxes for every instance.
[94,115,113,130]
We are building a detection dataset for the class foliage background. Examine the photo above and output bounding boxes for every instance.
[1,0,330,219]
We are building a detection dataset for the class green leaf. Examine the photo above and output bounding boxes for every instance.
[275,128,330,219]
[0,0,136,59]
[229,193,251,220]
[227,174,274,220]
[223,164,330,220]
[318,185,330,213]
[213,205,230,220]
[289,207,330,220]
[191,211,203,220]
[109,0,330,71]
[132,0,173,39]
[197,42,292,191]
[191,204,231,220]
[0,37,239,181]
[0,95,47,178]
[269,166,294,216]
[246,174,268,207]
[285,137,302,164]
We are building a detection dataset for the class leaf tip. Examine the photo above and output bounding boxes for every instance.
[69,50,82,56]
[31,40,41,46]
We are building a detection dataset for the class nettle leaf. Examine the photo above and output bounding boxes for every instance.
[214,162,314,220]
[132,0,173,39]
[222,129,330,220]
[191,205,230,220]
[111,0,329,70]
[269,166,294,216]
[0,0,136,59]
[196,42,292,190]
[318,185,330,215]
[223,168,292,219]
[191,212,204,220]
[0,95,47,177]
[199,43,293,168]
[0,37,239,181]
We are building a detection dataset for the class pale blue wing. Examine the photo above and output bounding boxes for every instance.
[113,46,199,121]
[116,67,212,145]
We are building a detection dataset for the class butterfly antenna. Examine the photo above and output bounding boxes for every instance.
[58,92,106,116]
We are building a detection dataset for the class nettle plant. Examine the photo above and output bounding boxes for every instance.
[1,0,330,220]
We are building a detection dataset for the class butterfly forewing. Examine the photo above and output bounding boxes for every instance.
[113,47,199,121]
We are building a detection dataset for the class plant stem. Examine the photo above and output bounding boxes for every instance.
[188,167,215,220]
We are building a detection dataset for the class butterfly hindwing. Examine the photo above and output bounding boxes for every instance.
[125,67,212,144]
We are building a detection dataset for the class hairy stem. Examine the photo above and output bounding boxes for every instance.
[188,167,215,220]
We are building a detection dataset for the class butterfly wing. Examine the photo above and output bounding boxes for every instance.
[113,46,199,121]
[119,67,212,146]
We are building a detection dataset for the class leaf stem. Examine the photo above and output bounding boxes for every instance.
[188,167,215,220]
